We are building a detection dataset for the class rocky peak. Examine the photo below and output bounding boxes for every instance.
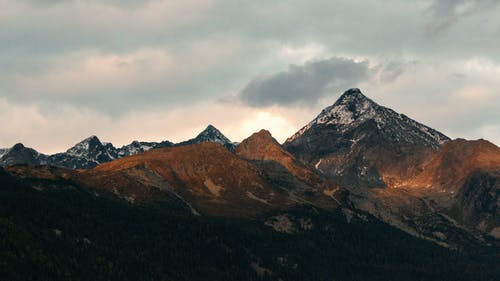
[12,143,27,151]
[287,89,381,142]
[287,88,449,148]
[196,125,231,144]
[236,129,282,160]
[236,129,303,173]
[177,125,235,150]
[247,129,275,143]
[0,143,47,166]
[66,135,104,157]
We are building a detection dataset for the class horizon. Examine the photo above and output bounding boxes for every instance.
[1,1,499,152]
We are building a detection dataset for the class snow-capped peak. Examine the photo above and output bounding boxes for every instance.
[288,88,380,141]
[315,88,379,125]
[286,88,450,148]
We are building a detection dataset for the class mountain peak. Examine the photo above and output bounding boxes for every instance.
[195,125,231,145]
[252,129,274,140]
[236,129,278,151]
[67,135,104,157]
[84,135,101,143]
[287,88,449,148]
[12,143,26,150]
[176,125,235,150]
[236,129,291,162]
[286,89,380,142]
[205,124,217,130]
[340,87,363,98]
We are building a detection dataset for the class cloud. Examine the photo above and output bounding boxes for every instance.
[239,57,371,107]
[425,0,499,36]
[1,0,500,149]
[238,56,413,107]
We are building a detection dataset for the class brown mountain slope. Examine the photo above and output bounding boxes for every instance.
[78,142,331,217]
[401,139,500,191]
[235,129,343,207]
[411,139,500,237]
[349,139,500,241]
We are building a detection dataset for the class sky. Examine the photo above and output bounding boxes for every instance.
[1,0,499,153]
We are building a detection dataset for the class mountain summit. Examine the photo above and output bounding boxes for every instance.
[284,88,450,188]
[176,125,236,150]
[287,88,449,147]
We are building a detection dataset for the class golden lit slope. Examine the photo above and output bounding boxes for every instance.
[236,129,343,207]
[83,142,303,217]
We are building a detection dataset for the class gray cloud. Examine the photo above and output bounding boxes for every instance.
[425,0,499,36]
[239,57,371,107]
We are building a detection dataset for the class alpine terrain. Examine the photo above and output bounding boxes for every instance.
[0,88,498,281]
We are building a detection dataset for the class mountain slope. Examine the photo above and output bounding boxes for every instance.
[406,139,500,238]
[80,142,322,217]
[3,165,498,281]
[235,129,344,207]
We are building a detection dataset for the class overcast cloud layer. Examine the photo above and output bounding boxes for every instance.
[1,0,499,153]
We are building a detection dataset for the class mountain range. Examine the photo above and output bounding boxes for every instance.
[0,125,234,169]
[1,88,499,280]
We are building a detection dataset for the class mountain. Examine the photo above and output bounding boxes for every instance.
[0,143,47,166]
[284,88,450,188]
[284,88,499,246]
[176,125,236,151]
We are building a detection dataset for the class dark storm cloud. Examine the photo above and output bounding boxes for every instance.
[239,57,371,107]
